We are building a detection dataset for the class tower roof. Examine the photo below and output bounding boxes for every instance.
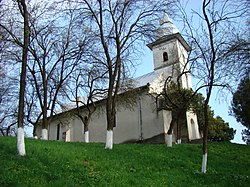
[157,13,179,37]
[147,33,191,52]
[160,13,172,25]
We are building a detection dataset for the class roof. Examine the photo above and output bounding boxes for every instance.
[133,65,173,88]
[51,67,171,118]
[147,33,191,52]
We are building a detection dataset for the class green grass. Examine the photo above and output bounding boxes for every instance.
[0,137,249,187]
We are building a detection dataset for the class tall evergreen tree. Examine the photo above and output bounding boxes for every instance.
[231,74,250,144]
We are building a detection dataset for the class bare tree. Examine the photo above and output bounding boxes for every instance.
[24,83,42,139]
[0,1,25,139]
[0,78,18,136]
[72,0,175,149]
[176,0,249,173]
[17,0,29,156]
[26,3,85,139]
[61,65,108,143]
[0,57,18,136]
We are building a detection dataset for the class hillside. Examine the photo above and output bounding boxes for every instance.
[0,137,249,186]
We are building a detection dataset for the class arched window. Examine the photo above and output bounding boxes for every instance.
[163,52,168,61]
[190,118,196,139]
[191,119,195,126]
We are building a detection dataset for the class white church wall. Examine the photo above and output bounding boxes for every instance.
[83,107,107,143]
[48,123,58,140]
[37,88,166,144]
[163,110,172,134]
[176,40,192,89]
[72,118,83,142]
[162,110,173,143]
[114,104,140,143]
[50,104,102,142]
[65,129,71,142]
[139,93,164,140]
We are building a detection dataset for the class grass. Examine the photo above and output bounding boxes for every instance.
[0,137,249,187]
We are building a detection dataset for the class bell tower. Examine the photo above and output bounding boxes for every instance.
[147,13,192,88]
[147,13,201,142]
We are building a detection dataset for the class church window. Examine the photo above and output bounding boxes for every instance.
[191,119,195,126]
[163,52,168,61]
[190,118,196,139]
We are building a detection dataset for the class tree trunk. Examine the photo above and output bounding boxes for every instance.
[84,131,89,143]
[84,119,89,143]
[176,120,179,143]
[202,103,209,173]
[105,130,113,149]
[17,0,29,156]
[83,116,90,143]
[41,119,49,139]
[33,123,38,139]
[105,111,114,149]
[41,74,48,140]
[167,134,172,147]
[176,120,182,144]
[167,119,175,147]
[106,93,115,130]
[177,139,182,144]
[41,128,48,140]
[17,127,26,156]
[0,129,4,136]
[105,92,115,149]
[105,50,121,149]
[6,123,15,136]
[178,118,184,144]
[201,0,216,174]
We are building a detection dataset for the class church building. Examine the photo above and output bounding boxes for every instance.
[36,14,201,144]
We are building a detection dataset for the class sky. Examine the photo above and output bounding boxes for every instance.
[134,0,246,144]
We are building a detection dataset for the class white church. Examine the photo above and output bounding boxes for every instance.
[36,14,201,144]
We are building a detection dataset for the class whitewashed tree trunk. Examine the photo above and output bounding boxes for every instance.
[17,127,26,156]
[164,133,168,144]
[105,130,113,149]
[84,131,89,143]
[177,139,181,144]
[41,129,48,140]
[167,134,172,147]
[201,153,208,173]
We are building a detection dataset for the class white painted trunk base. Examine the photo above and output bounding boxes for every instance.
[84,131,89,143]
[164,133,168,144]
[17,127,26,156]
[105,130,113,150]
[177,139,181,144]
[201,153,208,173]
[41,129,48,140]
[167,134,172,147]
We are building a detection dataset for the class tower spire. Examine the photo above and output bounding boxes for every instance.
[157,13,179,38]
[160,13,172,25]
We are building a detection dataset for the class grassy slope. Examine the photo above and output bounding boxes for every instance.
[0,137,249,187]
